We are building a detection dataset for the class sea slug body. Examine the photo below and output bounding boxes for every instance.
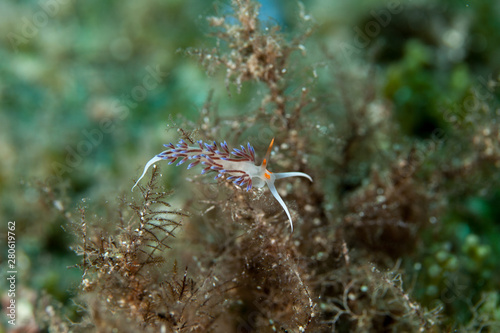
[133,138,312,231]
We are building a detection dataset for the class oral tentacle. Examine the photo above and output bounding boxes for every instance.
[274,172,313,182]
[266,178,294,231]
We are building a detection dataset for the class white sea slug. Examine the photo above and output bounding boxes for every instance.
[132,138,312,231]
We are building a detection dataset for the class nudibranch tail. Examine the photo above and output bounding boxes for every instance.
[274,172,313,182]
[131,155,163,191]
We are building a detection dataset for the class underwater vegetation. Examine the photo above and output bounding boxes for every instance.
[1,0,500,332]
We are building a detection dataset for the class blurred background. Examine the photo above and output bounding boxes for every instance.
[1,0,499,331]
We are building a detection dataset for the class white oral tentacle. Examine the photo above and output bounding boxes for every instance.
[266,178,294,232]
[274,172,313,182]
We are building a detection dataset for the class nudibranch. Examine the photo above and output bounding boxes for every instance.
[132,138,312,231]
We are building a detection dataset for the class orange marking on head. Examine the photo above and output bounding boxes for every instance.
[265,173,271,179]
